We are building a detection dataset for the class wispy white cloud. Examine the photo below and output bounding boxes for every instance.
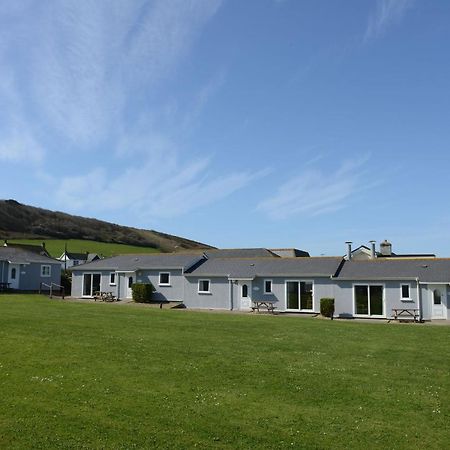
[365,0,413,41]
[257,156,373,220]
[0,1,265,220]
[0,128,44,163]
[56,158,267,219]
[0,0,222,148]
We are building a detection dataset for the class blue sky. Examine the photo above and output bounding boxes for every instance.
[1,0,450,256]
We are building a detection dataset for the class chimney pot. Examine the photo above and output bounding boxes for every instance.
[380,239,392,256]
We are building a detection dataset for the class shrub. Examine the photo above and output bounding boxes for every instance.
[131,283,154,303]
[320,298,335,319]
[60,270,72,296]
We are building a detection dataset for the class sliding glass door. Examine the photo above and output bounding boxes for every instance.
[83,274,101,296]
[286,281,314,311]
[354,285,384,316]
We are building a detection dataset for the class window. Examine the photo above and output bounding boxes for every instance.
[286,281,314,310]
[354,285,384,316]
[198,279,210,293]
[159,272,170,286]
[242,284,248,298]
[11,268,16,280]
[264,280,272,294]
[110,272,116,285]
[83,274,101,296]
[73,260,79,266]
[41,265,51,277]
[300,282,313,310]
[401,284,410,299]
[433,289,442,305]
[128,276,133,288]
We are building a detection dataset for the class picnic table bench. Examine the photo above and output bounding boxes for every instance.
[251,300,277,314]
[94,291,117,302]
[389,308,420,323]
[0,282,11,292]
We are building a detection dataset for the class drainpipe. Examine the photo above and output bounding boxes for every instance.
[182,267,185,305]
[117,273,121,301]
[229,279,233,310]
[416,278,422,322]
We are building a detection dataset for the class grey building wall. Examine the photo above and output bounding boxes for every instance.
[333,280,419,319]
[248,276,334,312]
[136,269,184,302]
[187,276,335,312]
[0,261,7,283]
[421,285,431,321]
[15,262,61,291]
[183,276,231,309]
[72,270,116,297]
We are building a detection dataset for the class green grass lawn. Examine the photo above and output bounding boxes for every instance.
[0,295,449,449]
[8,239,161,258]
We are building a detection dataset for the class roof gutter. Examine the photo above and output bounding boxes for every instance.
[336,277,418,281]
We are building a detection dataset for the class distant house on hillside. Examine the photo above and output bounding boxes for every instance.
[57,251,100,269]
[0,246,61,291]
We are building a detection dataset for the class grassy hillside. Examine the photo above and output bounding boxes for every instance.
[0,199,212,252]
[7,239,162,258]
[1,294,449,449]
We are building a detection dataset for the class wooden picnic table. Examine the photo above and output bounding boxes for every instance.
[0,282,11,292]
[251,300,277,314]
[94,291,117,302]
[389,308,420,323]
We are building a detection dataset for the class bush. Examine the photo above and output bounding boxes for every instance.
[320,298,335,319]
[60,270,72,295]
[131,283,155,303]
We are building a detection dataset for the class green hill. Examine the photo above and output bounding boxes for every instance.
[7,239,163,258]
[0,200,212,253]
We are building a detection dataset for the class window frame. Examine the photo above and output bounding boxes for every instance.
[264,279,273,295]
[41,265,51,277]
[285,280,314,312]
[352,283,385,317]
[109,272,116,286]
[400,283,411,300]
[198,279,211,294]
[159,272,171,286]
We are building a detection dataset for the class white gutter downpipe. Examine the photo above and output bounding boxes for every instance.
[416,278,422,322]
[229,279,233,310]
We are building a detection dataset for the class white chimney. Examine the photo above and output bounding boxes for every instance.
[380,240,392,256]
[345,241,352,260]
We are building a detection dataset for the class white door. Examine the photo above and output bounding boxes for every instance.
[238,281,252,310]
[127,275,134,298]
[430,285,447,319]
[8,264,20,290]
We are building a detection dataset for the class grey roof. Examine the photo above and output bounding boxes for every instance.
[336,258,450,282]
[269,248,310,257]
[185,257,343,278]
[204,248,279,259]
[70,253,204,272]
[4,243,51,257]
[65,252,89,260]
[0,247,60,264]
